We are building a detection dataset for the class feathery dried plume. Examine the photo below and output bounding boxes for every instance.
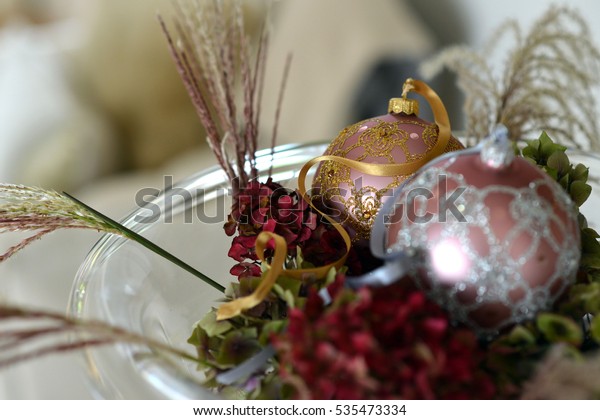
[421,6,600,149]
[521,345,600,399]
[0,305,199,369]
[159,0,291,195]
[0,184,223,291]
[0,184,120,262]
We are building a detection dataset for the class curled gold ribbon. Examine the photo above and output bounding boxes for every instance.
[311,79,453,188]
[216,79,451,320]
[401,78,451,162]
[216,175,352,321]
[217,231,287,320]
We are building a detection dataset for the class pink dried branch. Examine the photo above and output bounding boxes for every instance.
[0,228,55,262]
[160,0,289,194]
[250,24,270,178]
[0,305,200,369]
[158,18,226,162]
[268,53,293,178]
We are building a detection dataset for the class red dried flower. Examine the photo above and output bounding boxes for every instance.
[224,178,318,279]
[273,276,496,399]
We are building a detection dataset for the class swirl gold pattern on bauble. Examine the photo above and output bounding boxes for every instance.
[312,79,464,243]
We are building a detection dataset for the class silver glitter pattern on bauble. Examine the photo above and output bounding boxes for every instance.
[387,158,581,337]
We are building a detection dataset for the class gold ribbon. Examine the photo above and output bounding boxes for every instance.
[399,78,451,161]
[217,231,288,320]
[307,79,453,182]
[216,171,352,320]
[216,78,451,320]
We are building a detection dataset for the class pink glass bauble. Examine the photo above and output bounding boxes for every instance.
[385,135,581,336]
[312,110,464,243]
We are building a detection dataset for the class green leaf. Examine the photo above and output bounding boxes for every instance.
[197,310,233,337]
[581,254,600,269]
[187,323,205,347]
[578,213,589,230]
[539,132,567,158]
[275,275,302,298]
[224,282,238,300]
[546,151,571,177]
[558,174,570,189]
[569,180,592,207]
[536,313,583,346]
[538,131,553,146]
[570,163,589,182]
[566,283,600,314]
[581,228,600,268]
[216,331,262,366]
[505,325,537,348]
[258,320,287,345]
[325,267,337,286]
[272,283,296,309]
[187,324,221,365]
[295,246,304,269]
[587,270,600,283]
[581,228,600,253]
[523,140,541,159]
[544,166,558,180]
[220,386,248,400]
[590,315,600,343]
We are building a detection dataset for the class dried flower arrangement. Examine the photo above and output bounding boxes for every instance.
[2,2,600,400]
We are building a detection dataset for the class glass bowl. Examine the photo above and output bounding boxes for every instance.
[69,141,600,399]
[69,142,328,399]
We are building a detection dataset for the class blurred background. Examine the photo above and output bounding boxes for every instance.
[0,0,599,399]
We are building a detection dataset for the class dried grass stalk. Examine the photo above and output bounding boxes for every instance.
[1,184,221,289]
[0,305,199,368]
[0,184,120,262]
[421,6,600,149]
[160,0,291,194]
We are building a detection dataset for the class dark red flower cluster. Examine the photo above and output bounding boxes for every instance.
[273,276,496,399]
[224,178,318,279]
[299,224,352,268]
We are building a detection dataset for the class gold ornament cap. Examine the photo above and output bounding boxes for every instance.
[388,97,419,115]
[388,77,421,115]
